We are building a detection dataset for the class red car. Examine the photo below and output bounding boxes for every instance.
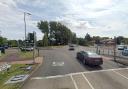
[77,51,103,66]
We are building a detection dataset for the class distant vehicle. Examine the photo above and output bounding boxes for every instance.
[0,47,3,50]
[69,47,75,50]
[69,44,74,47]
[118,45,127,50]
[122,49,128,56]
[20,47,33,51]
[4,45,8,49]
[77,51,103,66]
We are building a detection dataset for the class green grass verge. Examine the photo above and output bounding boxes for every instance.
[0,53,9,60]
[18,51,38,60]
[0,64,36,89]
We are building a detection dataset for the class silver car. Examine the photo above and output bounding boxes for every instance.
[122,49,128,56]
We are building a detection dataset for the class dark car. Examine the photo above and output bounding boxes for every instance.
[77,51,103,66]
[122,49,128,56]
[69,47,75,50]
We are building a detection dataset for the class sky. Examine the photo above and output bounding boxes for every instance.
[0,0,128,40]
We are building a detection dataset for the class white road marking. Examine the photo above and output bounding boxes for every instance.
[83,67,128,74]
[70,75,79,89]
[31,74,69,80]
[112,70,128,80]
[82,73,95,89]
[52,61,64,66]
[31,67,128,80]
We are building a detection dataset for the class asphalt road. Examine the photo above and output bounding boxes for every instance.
[22,46,128,89]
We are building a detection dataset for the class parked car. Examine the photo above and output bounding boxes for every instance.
[77,51,103,66]
[0,47,5,53]
[118,45,127,50]
[20,47,33,51]
[4,45,9,49]
[122,49,128,56]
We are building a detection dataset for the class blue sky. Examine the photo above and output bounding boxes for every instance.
[0,0,128,40]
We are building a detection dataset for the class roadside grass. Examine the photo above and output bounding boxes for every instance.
[0,64,36,89]
[0,53,9,60]
[18,51,38,60]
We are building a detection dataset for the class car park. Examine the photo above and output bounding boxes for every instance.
[77,51,103,66]
[117,45,127,50]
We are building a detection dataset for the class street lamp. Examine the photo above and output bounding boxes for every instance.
[24,12,31,50]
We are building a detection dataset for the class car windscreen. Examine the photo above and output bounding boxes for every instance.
[88,52,100,58]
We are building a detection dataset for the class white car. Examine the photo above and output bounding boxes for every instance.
[118,45,127,50]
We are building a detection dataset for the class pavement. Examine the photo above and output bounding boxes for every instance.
[0,48,43,64]
[21,46,128,89]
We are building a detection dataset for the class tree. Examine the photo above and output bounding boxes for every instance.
[77,38,87,46]
[42,33,48,47]
[37,21,49,36]
[0,37,7,46]
[8,40,18,47]
[37,40,43,47]
[37,20,74,45]
[71,33,77,44]
[85,33,92,42]
[116,36,124,45]
[92,36,101,44]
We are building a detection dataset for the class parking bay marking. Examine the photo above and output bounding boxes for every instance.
[70,75,79,89]
[82,73,95,89]
[112,70,128,80]
[31,67,128,80]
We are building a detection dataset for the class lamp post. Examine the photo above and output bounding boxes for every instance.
[24,12,31,51]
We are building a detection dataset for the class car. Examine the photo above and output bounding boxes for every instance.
[20,47,33,51]
[122,49,128,56]
[69,47,75,50]
[118,45,127,50]
[69,44,74,47]
[4,45,9,49]
[77,51,103,66]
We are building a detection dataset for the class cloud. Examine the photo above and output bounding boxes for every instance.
[0,0,128,40]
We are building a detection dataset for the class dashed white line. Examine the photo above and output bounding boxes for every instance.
[70,75,79,89]
[113,70,128,80]
[82,73,95,89]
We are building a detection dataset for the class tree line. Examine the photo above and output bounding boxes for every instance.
[37,21,76,46]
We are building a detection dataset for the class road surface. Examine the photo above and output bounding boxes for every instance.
[22,46,128,89]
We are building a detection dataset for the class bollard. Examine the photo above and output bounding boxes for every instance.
[0,50,1,57]
[103,49,104,55]
[98,50,100,55]
[38,48,39,57]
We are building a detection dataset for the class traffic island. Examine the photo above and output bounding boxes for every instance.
[0,64,38,89]
[0,64,37,89]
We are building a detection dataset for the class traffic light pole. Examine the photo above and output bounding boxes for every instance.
[114,36,116,61]
[33,31,36,64]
